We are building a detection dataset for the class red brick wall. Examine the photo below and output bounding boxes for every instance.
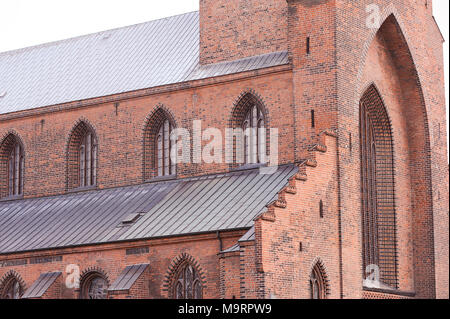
[219,251,240,299]
[256,133,341,299]
[287,0,338,161]
[334,0,448,299]
[0,70,295,199]
[199,0,288,64]
[238,241,258,299]
[109,267,151,299]
[0,231,244,299]
[40,275,62,299]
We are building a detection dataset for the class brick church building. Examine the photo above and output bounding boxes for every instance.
[0,0,448,299]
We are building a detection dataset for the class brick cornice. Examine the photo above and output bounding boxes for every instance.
[0,229,246,261]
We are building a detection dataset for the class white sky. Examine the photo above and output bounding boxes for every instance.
[0,0,448,156]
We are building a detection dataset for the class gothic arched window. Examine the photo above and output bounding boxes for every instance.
[156,119,175,177]
[79,131,97,188]
[144,108,177,180]
[360,85,397,288]
[7,141,24,197]
[67,121,98,190]
[0,276,23,299]
[80,272,108,299]
[231,93,267,166]
[174,263,203,299]
[0,134,24,199]
[310,264,326,300]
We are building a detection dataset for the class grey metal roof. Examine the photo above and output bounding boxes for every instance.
[108,264,149,292]
[117,165,297,242]
[187,51,289,81]
[238,226,255,242]
[221,227,255,253]
[0,165,297,255]
[221,243,240,253]
[0,11,289,115]
[21,272,61,299]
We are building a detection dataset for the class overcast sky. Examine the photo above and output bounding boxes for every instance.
[0,0,448,154]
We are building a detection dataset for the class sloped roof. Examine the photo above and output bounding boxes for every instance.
[0,11,289,115]
[21,272,61,299]
[238,226,255,242]
[221,226,255,253]
[108,264,149,292]
[0,165,297,255]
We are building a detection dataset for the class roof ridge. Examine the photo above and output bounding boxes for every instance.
[0,11,199,57]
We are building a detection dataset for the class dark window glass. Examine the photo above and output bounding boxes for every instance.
[310,266,326,299]
[7,143,24,197]
[360,87,397,288]
[1,278,22,299]
[174,264,202,299]
[81,274,108,299]
[79,132,97,187]
[156,120,175,177]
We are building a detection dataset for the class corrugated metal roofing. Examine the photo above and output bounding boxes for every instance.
[108,264,149,292]
[0,11,289,115]
[0,165,297,255]
[21,272,61,299]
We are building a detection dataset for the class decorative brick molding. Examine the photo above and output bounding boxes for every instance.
[362,288,414,299]
[162,253,206,299]
[310,258,331,297]
[230,89,270,128]
[78,266,110,299]
[0,270,26,298]
[263,129,337,218]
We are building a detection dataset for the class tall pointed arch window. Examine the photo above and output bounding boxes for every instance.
[310,264,326,299]
[144,108,177,180]
[79,131,97,187]
[232,93,267,166]
[1,134,24,199]
[8,142,24,197]
[67,121,98,190]
[360,85,397,289]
